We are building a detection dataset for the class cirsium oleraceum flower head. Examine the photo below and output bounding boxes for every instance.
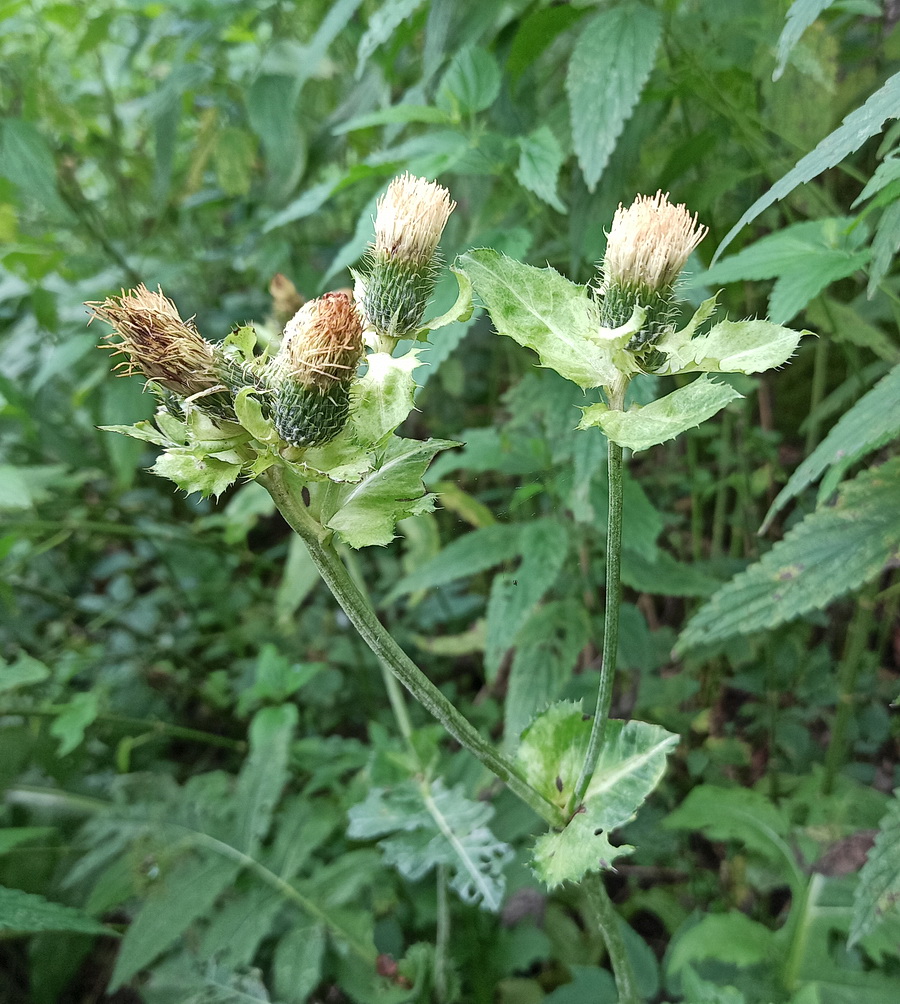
[602,191,708,296]
[373,173,456,267]
[88,284,221,399]
[276,292,364,391]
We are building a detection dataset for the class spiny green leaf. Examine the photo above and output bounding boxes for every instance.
[657,319,806,377]
[0,885,113,937]
[714,71,900,262]
[678,456,900,651]
[325,437,458,548]
[151,450,242,499]
[566,3,662,190]
[763,363,900,530]
[458,249,629,389]
[350,349,422,449]
[850,788,900,947]
[580,377,742,452]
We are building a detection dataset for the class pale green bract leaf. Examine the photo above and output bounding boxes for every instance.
[566,3,662,190]
[418,267,474,334]
[516,702,678,887]
[285,429,374,485]
[657,319,806,377]
[458,249,634,389]
[350,350,421,449]
[234,388,279,444]
[325,437,458,548]
[580,377,742,452]
[151,451,242,499]
[98,421,175,447]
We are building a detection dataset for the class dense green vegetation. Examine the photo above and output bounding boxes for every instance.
[1,1,899,1001]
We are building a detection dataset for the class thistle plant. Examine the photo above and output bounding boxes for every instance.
[93,175,807,1002]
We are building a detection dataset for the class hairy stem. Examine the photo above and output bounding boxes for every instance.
[261,466,564,828]
[585,876,640,1004]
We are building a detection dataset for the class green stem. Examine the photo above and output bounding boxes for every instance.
[584,876,640,1004]
[570,431,625,812]
[435,864,450,1004]
[260,467,563,828]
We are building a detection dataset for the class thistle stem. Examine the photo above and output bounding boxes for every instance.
[261,466,564,828]
[570,427,625,812]
[585,876,640,1004]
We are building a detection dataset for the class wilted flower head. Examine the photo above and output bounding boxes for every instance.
[373,173,456,266]
[88,284,220,399]
[602,191,707,296]
[272,292,365,448]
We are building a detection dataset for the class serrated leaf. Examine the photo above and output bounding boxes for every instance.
[580,377,742,452]
[98,421,175,447]
[849,788,900,946]
[714,71,900,262]
[234,704,298,855]
[516,127,566,212]
[109,854,241,989]
[347,779,512,911]
[868,198,900,297]
[566,3,662,190]
[773,0,837,81]
[516,704,678,887]
[356,0,426,77]
[764,363,900,530]
[151,450,242,499]
[0,885,113,936]
[437,45,501,115]
[325,437,458,548]
[350,350,421,449]
[458,249,628,389]
[658,319,806,377]
[274,922,326,1003]
[667,912,775,975]
[49,691,99,757]
[678,456,900,651]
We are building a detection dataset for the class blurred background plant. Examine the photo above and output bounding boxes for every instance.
[1,1,899,1001]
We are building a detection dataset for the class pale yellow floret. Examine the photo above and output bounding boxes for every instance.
[373,173,456,265]
[602,191,708,293]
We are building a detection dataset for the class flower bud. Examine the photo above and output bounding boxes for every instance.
[359,173,455,340]
[272,292,364,448]
[599,192,707,358]
[89,284,242,419]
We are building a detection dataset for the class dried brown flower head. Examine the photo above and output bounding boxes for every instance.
[277,292,364,390]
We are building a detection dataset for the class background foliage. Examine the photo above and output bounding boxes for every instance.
[1,0,899,1001]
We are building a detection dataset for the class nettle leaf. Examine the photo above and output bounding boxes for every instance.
[580,376,742,452]
[350,349,421,449]
[0,885,113,937]
[764,362,900,530]
[325,437,458,548]
[667,912,776,976]
[714,71,900,262]
[566,2,662,190]
[347,779,512,911]
[516,703,678,887]
[516,126,566,213]
[657,319,806,377]
[437,45,502,115]
[151,450,242,499]
[458,249,634,389]
[773,0,837,81]
[678,455,900,652]
[850,788,900,947]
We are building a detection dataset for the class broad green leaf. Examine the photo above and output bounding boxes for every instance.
[773,0,837,81]
[198,885,281,967]
[667,912,775,975]
[325,437,458,548]
[714,71,900,262]
[234,704,298,855]
[246,74,305,200]
[0,464,32,508]
[849,788,900,947]
[347,779,512,911]
[505,601,591,744]
[580,377,742,452]
[437,45,501,115]
[273,922,326,1003]
[516,703,678,887]
[0,652,50,692]
[0,885,112,936]
[151,450,242,499]
[763,363,900,530]
[516,127,566,213]
[804,297,900,363]
[109,853,241,989]
[350,349,421,448]
[566,3,662,190]
[678,456,900,651]
[867,199,900,297]
[658,319,806,377]
[49,692,99,757]
[0,119,67,216]
[262,170,342,233]
[621,548,721,598]
[484,521,569,679]
[357,0,426,76]
[458,249,628,389]
[0,828,55,855]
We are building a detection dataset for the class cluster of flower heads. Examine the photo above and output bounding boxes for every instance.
[89,173,456,449]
